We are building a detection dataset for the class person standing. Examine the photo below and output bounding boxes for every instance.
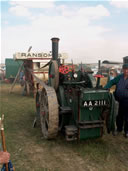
[19,70,25,86]
[104,56,128,138]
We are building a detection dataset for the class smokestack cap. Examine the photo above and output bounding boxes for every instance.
[51,38,60,42]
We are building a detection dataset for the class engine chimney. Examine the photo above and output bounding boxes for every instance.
[51,37,60,61]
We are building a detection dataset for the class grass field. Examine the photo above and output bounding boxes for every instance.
[0,83,128,171]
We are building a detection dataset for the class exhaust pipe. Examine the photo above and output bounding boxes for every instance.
[51,37,60,61]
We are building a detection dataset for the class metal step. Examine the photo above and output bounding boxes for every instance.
[59,106,72,114]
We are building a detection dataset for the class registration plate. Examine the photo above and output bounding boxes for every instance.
[83,100,107,107]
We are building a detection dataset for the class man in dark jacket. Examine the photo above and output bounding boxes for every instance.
[104,56,128,138]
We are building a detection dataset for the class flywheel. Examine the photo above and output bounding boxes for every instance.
[49,60,59,90]
[40,86,59,139]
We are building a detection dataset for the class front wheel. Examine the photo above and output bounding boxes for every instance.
[40,86,59,139]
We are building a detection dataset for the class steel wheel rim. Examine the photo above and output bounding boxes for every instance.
[40,89,49,138]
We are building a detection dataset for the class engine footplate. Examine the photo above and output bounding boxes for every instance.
[65,125,78,141]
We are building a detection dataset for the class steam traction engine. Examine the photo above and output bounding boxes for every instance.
[36,38,115,141]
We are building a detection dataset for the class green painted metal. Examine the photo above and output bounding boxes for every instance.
[58,86,68,107]
[46,37,116,140]
[5,58,23,79]
[48,62,115,140]
[79,89,109,139]
[58,66,115,140]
